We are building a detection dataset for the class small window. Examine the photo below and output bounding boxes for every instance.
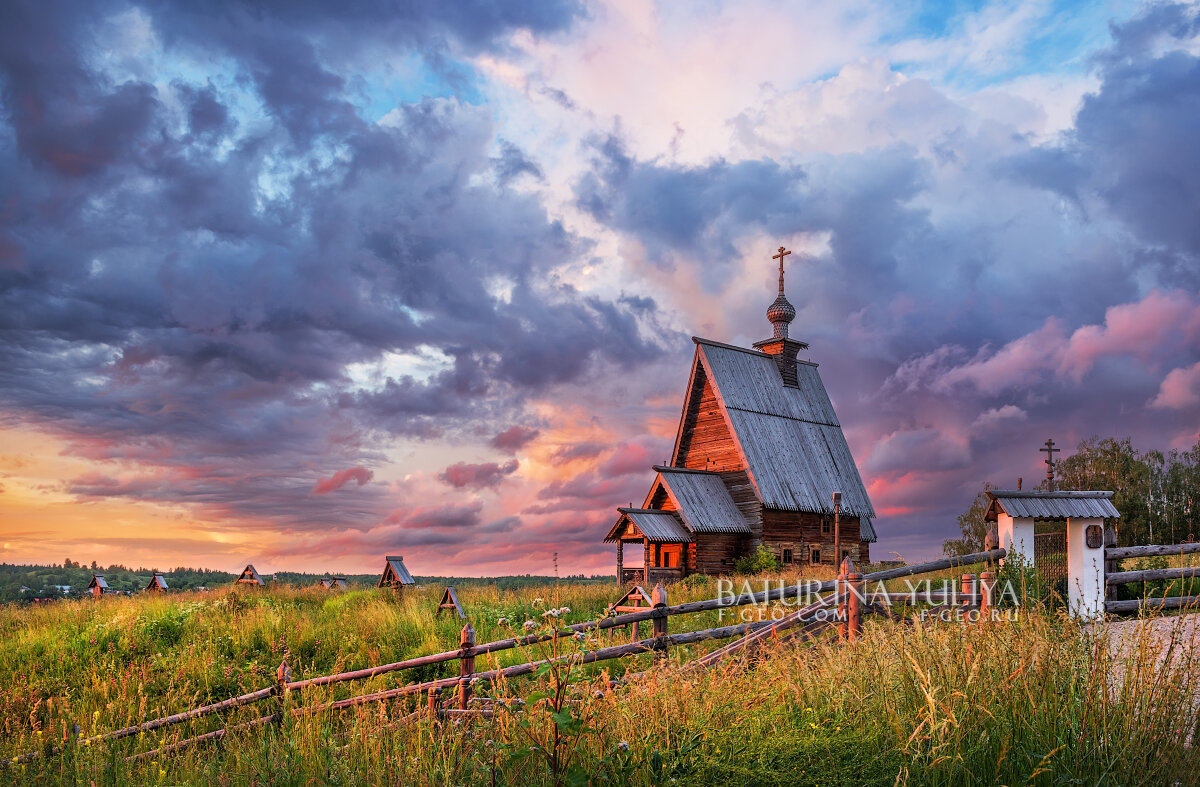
[810,547,821,565]
[782,548,793,565]
[821,517,831,535]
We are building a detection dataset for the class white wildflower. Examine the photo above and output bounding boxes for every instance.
[523,620,537,631]
[497,617,508,627]
[617,740,630,751]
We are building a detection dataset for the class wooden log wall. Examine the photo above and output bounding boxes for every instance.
[676,372,742,474]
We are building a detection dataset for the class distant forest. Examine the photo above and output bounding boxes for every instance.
[0,562,610,605]
[945,435,1200,555]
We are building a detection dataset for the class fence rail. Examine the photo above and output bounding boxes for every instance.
[5,547,1006,767]
[1105,543,1200,560]
[1106,566,1200,586]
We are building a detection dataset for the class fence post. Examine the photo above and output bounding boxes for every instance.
[651,582,668,662]
[979,570,995,622]
[961,573,977,622]
[847,560,863,643]
[837,558,849,641]
[275,658,291,725]
[458,623,475,710]
[1104,524,1118,604]
[428,686,442,721]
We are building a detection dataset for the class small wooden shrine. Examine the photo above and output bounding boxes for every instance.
[86,574,109,598]
[437,586,465,618]
[604,246,876,583]
[378,555,416,588]
[144,572,168,593]
[236,564,266,586]
[316,576,347,590]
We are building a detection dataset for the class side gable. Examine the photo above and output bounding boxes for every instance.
[654,467,751,534]
[670,350,743,473]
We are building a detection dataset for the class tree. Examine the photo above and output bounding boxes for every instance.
[944,483,993,557]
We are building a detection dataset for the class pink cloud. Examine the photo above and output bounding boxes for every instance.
[312,466,374,494]
[1151,361,1200,410]
[438,459,519,489]
[896,289,1200,395]
[489,426,540,453]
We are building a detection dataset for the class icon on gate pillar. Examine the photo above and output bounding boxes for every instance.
[1085,524,1103,549]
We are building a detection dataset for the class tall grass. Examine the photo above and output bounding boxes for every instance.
[2,579,1199,785]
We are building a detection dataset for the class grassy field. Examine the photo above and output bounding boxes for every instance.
[3,572,1200,786]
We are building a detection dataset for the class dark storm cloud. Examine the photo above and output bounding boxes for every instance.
[0,0,654,533]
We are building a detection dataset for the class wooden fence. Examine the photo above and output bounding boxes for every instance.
[6,547,1006,767]
[1105,541,1200,614]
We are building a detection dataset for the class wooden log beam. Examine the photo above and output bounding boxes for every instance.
[1106,566,1200,585]
[125,712,280,763]
[1106,595,1200,614]
[1105,543,1200,560]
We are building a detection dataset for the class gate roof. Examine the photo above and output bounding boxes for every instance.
[985,490,1119,521]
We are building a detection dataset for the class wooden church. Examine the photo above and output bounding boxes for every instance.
[604,247,876,583]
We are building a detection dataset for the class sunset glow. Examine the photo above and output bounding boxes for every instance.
[2,0,1198,575]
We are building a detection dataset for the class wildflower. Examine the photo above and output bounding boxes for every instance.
[573,632,586,641]
[35,730,41,736]
[558,606,570,615]
[523,620,537,631]
[533,597,544,607]
[497,617,509,627]
[617,740,630,751]
[541,609,559,618]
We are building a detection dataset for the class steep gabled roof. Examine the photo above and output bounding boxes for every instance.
[379,555,416,586]
[649,466,751,534]
[670,338,876,522]
[237,564,265,585]
[145,573,168,591]
[985,490,1119,521]
[88,575,108,590]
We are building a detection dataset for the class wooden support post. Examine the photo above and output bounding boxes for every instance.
[979,570,995,621]
[458,623,475,710]
[847,562,863,643]
[616,541,623,584]
[651,582,668,662]
[833,492,842,570]
[428,686,442,718]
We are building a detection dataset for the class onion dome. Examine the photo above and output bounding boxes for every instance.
[767,293,796,339]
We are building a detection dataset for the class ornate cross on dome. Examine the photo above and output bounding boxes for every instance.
[1041,438,1060,492]
[766,246,797,339]
[772,246,792,294]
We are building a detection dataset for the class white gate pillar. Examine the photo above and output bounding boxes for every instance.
[1067,517,1105,620]
[996,513,1034,567]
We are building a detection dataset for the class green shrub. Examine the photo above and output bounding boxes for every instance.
[734,544,779,575]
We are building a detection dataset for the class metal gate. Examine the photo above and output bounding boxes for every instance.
[1034,530,1068,601]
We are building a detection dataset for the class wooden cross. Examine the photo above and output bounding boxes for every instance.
[1041,438,1060,491]
[772,246,791,293]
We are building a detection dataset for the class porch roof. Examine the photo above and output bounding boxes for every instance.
[604,509,694,544]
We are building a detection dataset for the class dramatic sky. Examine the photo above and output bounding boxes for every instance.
[2,0,1198,575]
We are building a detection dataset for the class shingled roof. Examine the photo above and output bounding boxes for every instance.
[674,338,876,524]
